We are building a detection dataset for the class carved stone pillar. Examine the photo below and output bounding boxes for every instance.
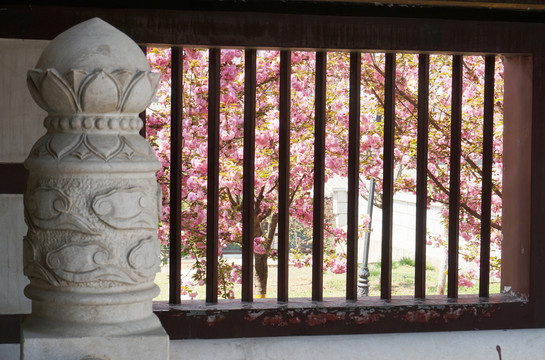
[21,18,168,360]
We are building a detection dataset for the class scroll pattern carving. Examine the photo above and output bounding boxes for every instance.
[25,186,98,234]
[46,241,137,284]
[128,237,161,278]
[24,235,160,285]
[23,235,60,285]
[92,188,157,230]
[24,180,160,286]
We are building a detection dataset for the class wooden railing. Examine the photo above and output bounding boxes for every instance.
[1,2,543,341]
[153,47,512,338]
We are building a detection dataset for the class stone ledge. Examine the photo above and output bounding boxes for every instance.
[22,326,169,360]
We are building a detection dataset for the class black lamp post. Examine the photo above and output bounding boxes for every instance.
[357,114,381,297]
[357,178,375,296]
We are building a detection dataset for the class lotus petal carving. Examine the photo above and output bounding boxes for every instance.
[27,133,154,162]
[46,133,83,159]
[79,71,120,113]
[29,134,54,158]
[118,71,157,113]
[64,69,88,91]
[121,135,151,158]
[27,68,159,115]
[29,69,79,114]
[85,134,124,160]
[27,71,49,111]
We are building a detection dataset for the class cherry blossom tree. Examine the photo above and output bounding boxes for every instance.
[146,48,503,298]
[356,53,503,288]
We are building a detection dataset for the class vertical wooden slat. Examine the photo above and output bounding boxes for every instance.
[242,49,257,302]
[381,53,396,300]
[530,53,545,327]
[448,55,463,299]
[312,51,327,302]
[415,53,429,299]
[206,48,221,303]
[479,55,495,298]
[503,56,532,298]
[278,50,291,302]
[346,51,361,301]
[169,46,183,304]
[139,45,148,138]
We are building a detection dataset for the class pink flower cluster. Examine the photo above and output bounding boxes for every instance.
[146,48,504,296]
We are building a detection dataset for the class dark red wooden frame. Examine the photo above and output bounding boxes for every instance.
[0,2,543,342]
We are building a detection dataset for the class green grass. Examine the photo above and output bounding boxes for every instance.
[154,271,170,301]
[154,258,500,300]
[397,257,415,267]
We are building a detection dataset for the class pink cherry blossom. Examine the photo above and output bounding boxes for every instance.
[147,47,504,298]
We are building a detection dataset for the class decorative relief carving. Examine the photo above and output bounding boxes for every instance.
[23,179,160,286]
[128,237,160,278]
[44,115,143,132]
[46,133,82,158]
[27,68,160,115]
[80,134,125,161]
[25,187,98,234]
[92,188,157,230]
[45,241,137,284]
[156,184,163,222]
[24,234,160,286]
[23,235,60,285]
[28,133,151,162]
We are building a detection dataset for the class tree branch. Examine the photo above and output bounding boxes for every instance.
[265,213,279,251]
[427,169,501,231]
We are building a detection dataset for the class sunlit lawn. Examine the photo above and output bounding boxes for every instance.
[154,257,500,301]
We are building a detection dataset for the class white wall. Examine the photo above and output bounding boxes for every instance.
[366,192,447,268]
[1,328,545,359]
[0,39,48,163]
[171,329,545,360]
[327,176,447,268]
[0,39,49,314]
[0,194,30,313]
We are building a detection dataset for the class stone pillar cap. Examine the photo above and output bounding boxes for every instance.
[34,17,150,74]
[27,18,159,115]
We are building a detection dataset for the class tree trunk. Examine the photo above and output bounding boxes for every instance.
[253,213,269,298]
[254,253,268,298]
[437,251,448,295]
[253,212,278,298]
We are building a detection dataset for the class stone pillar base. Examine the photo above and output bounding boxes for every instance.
[21,326,169,360]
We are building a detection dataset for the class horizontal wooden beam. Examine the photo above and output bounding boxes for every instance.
[154,295,530,339]
[0,163,28,194]
[9,1,545,11]
[1,5,543,54]
[0,314,23,344]
[0,295,531,342]
[314,0,545,10]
